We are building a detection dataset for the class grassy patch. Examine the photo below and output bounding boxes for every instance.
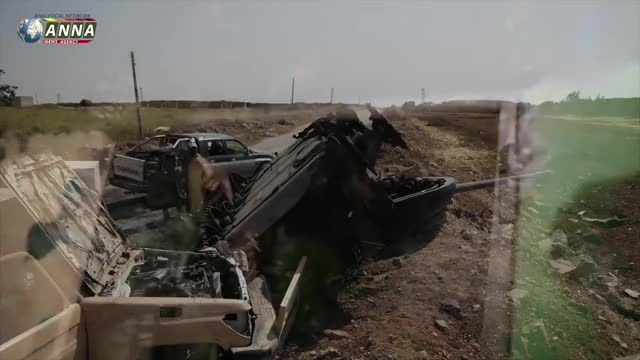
[511,116,640,359]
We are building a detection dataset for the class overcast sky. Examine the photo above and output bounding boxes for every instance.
[1,0,639,105]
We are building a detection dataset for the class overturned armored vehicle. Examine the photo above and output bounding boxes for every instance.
[192,108,544,337]
[199,108,540,252]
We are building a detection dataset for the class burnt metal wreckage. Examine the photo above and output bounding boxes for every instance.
[200,108,545,251]
[192,108,549,345]
[0,108,547,360]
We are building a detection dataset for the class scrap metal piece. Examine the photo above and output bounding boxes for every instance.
[224,109,407,244]
[0,153,135,295]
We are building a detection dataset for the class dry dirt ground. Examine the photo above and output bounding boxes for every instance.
[279,110,640,360]
[281,111,502,360]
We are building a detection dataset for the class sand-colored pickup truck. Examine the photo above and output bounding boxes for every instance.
[0,153,303,360]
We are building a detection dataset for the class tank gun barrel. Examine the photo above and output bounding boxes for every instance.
[453,170,551,194]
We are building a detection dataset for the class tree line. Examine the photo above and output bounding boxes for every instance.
[539,91,640,118]
[0,69,17,105]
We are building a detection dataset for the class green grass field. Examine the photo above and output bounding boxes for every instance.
[512,115,640,359]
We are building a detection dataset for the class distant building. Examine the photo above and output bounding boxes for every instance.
[12,96,34,107]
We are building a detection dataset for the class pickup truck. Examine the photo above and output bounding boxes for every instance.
[110,133,275,208]
[0,153,305,360]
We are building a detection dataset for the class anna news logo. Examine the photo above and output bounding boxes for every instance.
[17,15,96,44]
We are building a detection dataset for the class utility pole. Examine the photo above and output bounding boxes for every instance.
[330,87,334,104]
[421,88,425,104]
[130,51,143,137]
[290,77,295,104]
[35,93,38,105]
[358,96,361,105]
[57,93,61,104]
[139,87,143,104]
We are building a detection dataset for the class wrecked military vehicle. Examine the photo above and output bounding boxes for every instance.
[197,108,541,251]
[0,109,545,360]
[190,108,546,337]
[0,153,305,360]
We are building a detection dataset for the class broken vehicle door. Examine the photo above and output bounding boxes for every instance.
[204,139,269,178]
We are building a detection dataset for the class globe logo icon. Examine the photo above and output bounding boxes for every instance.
[17,18,43,43]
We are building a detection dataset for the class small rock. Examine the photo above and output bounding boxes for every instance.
[439,299,463,320]
[582,232,605,245]
[568,256,597,281]
[323,329,352,340]
[461,230,472,241]
[391,257,403,267]
[624,289,639,299]
[366,298,377,305]
[434,319,449,332]
[277,118,294,125]
[593,293,608,304]
[316,347,340,359]
[550,229,568,245]
[550,242,574,259]
[357,284,380,296]
[548,259,576,274]
[611,335,629,349]
[509,289,529,304]
[364,337,374,348]
[603,288,640,320]
[538,238,553,252]
[417,350,428,359]
[595,274,619,289]
[472,304,481,312]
